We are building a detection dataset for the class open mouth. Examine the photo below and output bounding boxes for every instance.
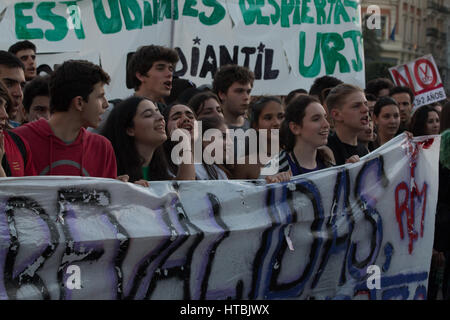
[360,115,369,125]
[181,123,193,133]
[164,81,172,90]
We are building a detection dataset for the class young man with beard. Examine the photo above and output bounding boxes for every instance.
[326,84,371,165]
[390,86,415,134]
[8,40,37,82]
[14,60,117,178]
[0,51,26,127]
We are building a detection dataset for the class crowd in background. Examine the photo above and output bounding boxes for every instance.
[0,40,449,300]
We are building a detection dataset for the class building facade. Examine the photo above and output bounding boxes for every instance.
[361,0,450,93]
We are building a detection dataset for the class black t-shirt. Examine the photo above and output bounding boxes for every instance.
[327,132,369,165]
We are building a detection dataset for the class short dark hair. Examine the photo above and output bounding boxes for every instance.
[308,76,343,104]
[389,86,415,104]
[0,50,25,70]
[285,88,308,106]
[23,76,50,112]
[8,40,36,55]
[365,78,394,97]
[365,93,377,102]
[127,45,179,91]
[49,60,110,113]
[213,64,254,96]
[409,105,440,137]
[373,96,398,117]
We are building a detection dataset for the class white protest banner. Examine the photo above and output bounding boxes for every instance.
[0,134,439,300]
[0,0,365,99]
[389,55,447,108]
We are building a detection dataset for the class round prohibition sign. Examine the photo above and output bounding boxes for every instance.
[413,58,438,89]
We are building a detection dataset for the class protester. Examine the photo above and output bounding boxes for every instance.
[409,105,440,137]
[22,75,50,122]
[365,77,394,98]
[195,116,231,180]
[441,101,450,133]
[188,91,224,120]
[165,76,196,105]
[263,95,334,183]
[365,93,377,117]
[0,81,36,177]
[429,128,450,300]
[14,60,117,178]
[357,115,376,153]
[231,96,284,179]
[308,75,343,105]
[372,96,401,148]
[390,86,415,134]
[8,40,37,81]
[101,96,195,184]
[213,64,254,131]
[284,88,308,107]
[127,45,179,113]
[0,51,26,127]
[326,84,370,165]
[162,102,197,178]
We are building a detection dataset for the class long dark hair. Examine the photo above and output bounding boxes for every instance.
[199,116,230,179]
[162,102,196,176]
[409,105,440,137]
[100,96,171,182]
[249,96,282,129]
[188,91,221,118]
[281,95,333,167]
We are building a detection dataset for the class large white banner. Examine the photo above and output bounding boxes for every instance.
[0,134,439,300]
[0,0,365,99]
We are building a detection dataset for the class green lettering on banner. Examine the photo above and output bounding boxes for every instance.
[143,1,154,25]
[119,0,142,30]
[299,31,321,78]
[156,0,172,22]
[326,0,335,24]
[315,0,327,25]
[183,0,198,17]
[334,0,350,24]
[301,0,314,24]
[61,1,86,39]
[344,0,359,23]
[267,0,280,25]
[36,2,68,41]
[321,32,350,74]
[14,2,44,39]
[280,0,294,27]
[343,30,363,72]
[92,0,122,34]
[239,0,257,25]
[199,0,226,26]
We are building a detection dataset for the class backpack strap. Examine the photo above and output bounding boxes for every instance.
[7,130,27,165]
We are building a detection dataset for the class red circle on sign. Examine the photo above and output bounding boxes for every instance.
[413,59,437,89]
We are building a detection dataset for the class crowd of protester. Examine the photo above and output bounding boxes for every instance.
[0,40,449,300]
